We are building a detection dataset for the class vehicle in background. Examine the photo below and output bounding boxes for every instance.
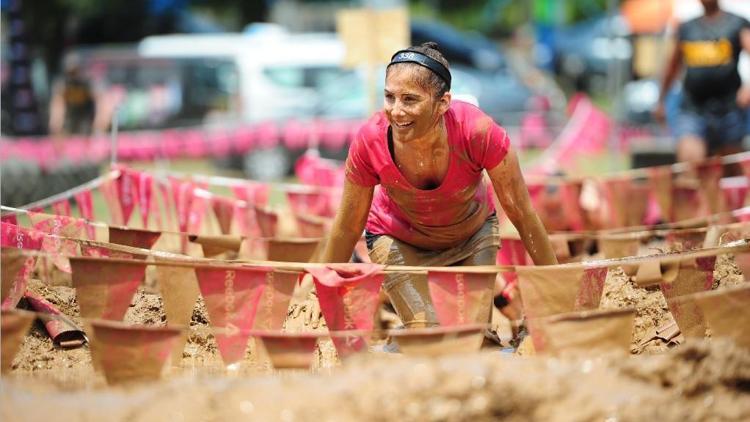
[551,14,633,93]
[66,46,239,131]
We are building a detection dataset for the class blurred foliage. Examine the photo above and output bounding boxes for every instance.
[409,0,611,35]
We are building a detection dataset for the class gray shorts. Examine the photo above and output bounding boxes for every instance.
[366,215,500,326]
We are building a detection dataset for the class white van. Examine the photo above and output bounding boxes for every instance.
[138,29,364,124]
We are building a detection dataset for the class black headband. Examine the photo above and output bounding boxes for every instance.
[388,49,451,90]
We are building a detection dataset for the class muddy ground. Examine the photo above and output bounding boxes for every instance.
[1,249,748,421]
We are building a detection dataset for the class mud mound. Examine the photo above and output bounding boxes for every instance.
[2,340,748,421]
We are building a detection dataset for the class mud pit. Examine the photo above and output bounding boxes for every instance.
[2,250,748,421]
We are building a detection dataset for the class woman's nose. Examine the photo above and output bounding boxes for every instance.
[391,101,406,116]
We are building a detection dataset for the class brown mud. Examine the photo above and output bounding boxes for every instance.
[2,247,748,420]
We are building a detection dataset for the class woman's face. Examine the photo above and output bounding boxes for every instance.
[384,65,450,142]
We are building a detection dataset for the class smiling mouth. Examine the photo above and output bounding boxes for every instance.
[393,122,414,129]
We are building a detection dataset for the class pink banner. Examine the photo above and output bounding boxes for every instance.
[73,190,96,238]
[1,222,44,250]
[194,266,269,365]
[496,237,531,292]
[24,290,85,347]
[287,190,332,218]
[721,179,748,211]
[52,199,72,217]
[306,264,384,358]
[1,214,18,226]
[211,196,236,235]
[254,206,278,238]
[252,271,298,330]
[575,267,609,310]
[427,271,495,325]
[231,181,270,207]
[136,172,154,228]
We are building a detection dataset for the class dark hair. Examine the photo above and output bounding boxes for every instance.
[387,41,450,98]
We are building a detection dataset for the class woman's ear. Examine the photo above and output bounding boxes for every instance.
[438,91,452,114]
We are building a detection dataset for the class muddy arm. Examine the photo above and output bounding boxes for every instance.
[487,145,557,265]
[315,179,374,263]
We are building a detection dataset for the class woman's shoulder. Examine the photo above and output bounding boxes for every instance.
[449,100,505,138]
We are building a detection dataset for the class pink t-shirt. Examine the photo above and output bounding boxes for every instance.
[345,101,510,250]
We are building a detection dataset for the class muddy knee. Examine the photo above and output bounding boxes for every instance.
[384,273,439,328]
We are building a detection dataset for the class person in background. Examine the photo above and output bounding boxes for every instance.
[655,0,750,163]
[316,42,557,330]
[48,53,109,137]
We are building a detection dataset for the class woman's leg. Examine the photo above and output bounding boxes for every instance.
[368,236,439,328]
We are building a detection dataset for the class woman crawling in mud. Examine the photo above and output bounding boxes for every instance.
[317,42,558,327]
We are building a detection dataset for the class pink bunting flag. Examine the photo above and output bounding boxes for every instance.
[231,181,270,207]
[73,190,96,238]
[427,271,495,326]
[212,196,236,235]
[721,177,748,211]
[560,181,585,231]
[29,211,87,240]
[116,168,138,226]
[254,206,279,238]
[90,320,181,385]
[1,213,18,226]
[194,266,269,366]
[1,222,44,250]
[286,190,332,218]
[306,264,384,358]
[108,226,161,250]
[136,172,154,228]
[69,258,146,321]
[100,177,124,225]
[496,237,531,293]
[169,178,196,234]
[252,271,298,330]
[255,332,320,370]
[51,199,72,217]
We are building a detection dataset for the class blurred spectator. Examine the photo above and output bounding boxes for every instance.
[48,53,109,136]
[655,0,750,162]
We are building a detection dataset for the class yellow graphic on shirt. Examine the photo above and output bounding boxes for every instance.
[681,38,733,67]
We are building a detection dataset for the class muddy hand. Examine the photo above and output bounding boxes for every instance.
[304,291,323,329]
